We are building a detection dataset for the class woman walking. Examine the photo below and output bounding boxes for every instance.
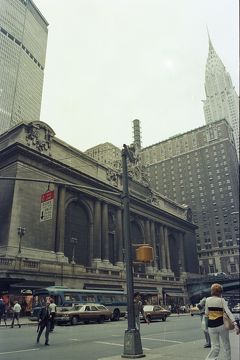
[205,283,239,360]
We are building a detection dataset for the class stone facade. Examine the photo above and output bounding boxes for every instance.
[0,121,199,300]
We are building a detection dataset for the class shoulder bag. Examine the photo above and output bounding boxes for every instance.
[201,314,208,332]
[222,299,234,330]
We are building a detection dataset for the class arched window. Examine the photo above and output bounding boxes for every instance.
[64,201,90,266]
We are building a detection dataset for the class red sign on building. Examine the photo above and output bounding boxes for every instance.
[40,191,54,222]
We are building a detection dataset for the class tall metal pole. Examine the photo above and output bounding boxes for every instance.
[17,227,25,254]
[122,144,145,359]
[70,237,78,265]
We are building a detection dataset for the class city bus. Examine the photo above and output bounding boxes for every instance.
[32,286,127,321]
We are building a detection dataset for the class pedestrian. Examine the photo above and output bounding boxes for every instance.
[2,312,7,326]
[11,300,21,328]
[133,292,149,331]
[49,298,57,332]
[197,296,211,348]
[0,298,5,325]
[36,300,51,345]
[205,283,240,360]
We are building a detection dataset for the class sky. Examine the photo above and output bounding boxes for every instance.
[34,0,239,152]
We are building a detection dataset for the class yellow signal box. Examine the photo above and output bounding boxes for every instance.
[136,245,153,262]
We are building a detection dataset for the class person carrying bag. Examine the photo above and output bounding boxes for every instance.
[205,283,239,360]
[197,297,211,348]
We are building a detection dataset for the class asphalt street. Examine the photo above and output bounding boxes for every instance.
[0,315,239,360]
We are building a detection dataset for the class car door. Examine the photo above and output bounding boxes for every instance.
[153,306,162,320]
[90,305,100,321]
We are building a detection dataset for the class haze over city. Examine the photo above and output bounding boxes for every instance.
[34,0,239,151]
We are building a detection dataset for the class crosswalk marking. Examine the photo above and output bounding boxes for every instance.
[95,341,151,351]
[141,337,183,344]
[0,348,39,355]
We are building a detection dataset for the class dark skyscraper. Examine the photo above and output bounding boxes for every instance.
[142,119,239,275]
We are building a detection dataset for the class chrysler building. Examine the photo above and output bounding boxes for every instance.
[203,36,239,157]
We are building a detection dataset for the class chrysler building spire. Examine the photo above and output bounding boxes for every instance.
[203,34,239,157]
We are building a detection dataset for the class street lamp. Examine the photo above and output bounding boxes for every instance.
[17,227,26,254]
[121,144,145,359]
[70,237,78,264]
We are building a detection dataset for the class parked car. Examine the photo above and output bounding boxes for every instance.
[55,303,112,325]
[232,303,240,313]
[189,305,201,316]
[141,305,171,322]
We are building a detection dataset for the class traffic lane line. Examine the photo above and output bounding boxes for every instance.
[141,337,183,344]
[111,331,176,337]
[0,348,39,355]
[95,341,151,351]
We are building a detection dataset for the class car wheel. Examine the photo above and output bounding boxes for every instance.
[111,309,120,321]
[162,316,166,322]
[191,314,194,316]
[71,316,78,325]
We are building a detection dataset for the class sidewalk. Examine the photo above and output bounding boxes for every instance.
[0,316,38,327]
[98,333,240,360]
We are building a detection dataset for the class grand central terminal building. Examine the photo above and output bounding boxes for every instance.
[0,121,199,305]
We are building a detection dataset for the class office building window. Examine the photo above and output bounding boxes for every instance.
[230,263,236,273]
[209,264,215,273]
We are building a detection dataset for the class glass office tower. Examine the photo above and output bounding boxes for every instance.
[0,0,48,134]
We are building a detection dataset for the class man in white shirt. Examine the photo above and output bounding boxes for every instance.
[49,298,57,332]
[11,300,21,328]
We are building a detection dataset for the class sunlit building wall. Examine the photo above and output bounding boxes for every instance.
[203,38,239,157]
[0,0,48,134]
[85,142,121,168]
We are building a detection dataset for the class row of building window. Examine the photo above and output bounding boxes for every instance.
[0,26,44,70]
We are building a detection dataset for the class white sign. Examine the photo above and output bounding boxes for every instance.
[40,190,54,222]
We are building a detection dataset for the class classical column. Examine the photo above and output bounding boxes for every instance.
[116,208,124,266]
[150,221,158,268]
[102,202,109,262]
[179,232,186,272]
[145,219,151,244]
[88,218,94,266]
[159,225,166,270]
[93,200,101,260]
[55,185,66,257]
[164,226,171,271]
